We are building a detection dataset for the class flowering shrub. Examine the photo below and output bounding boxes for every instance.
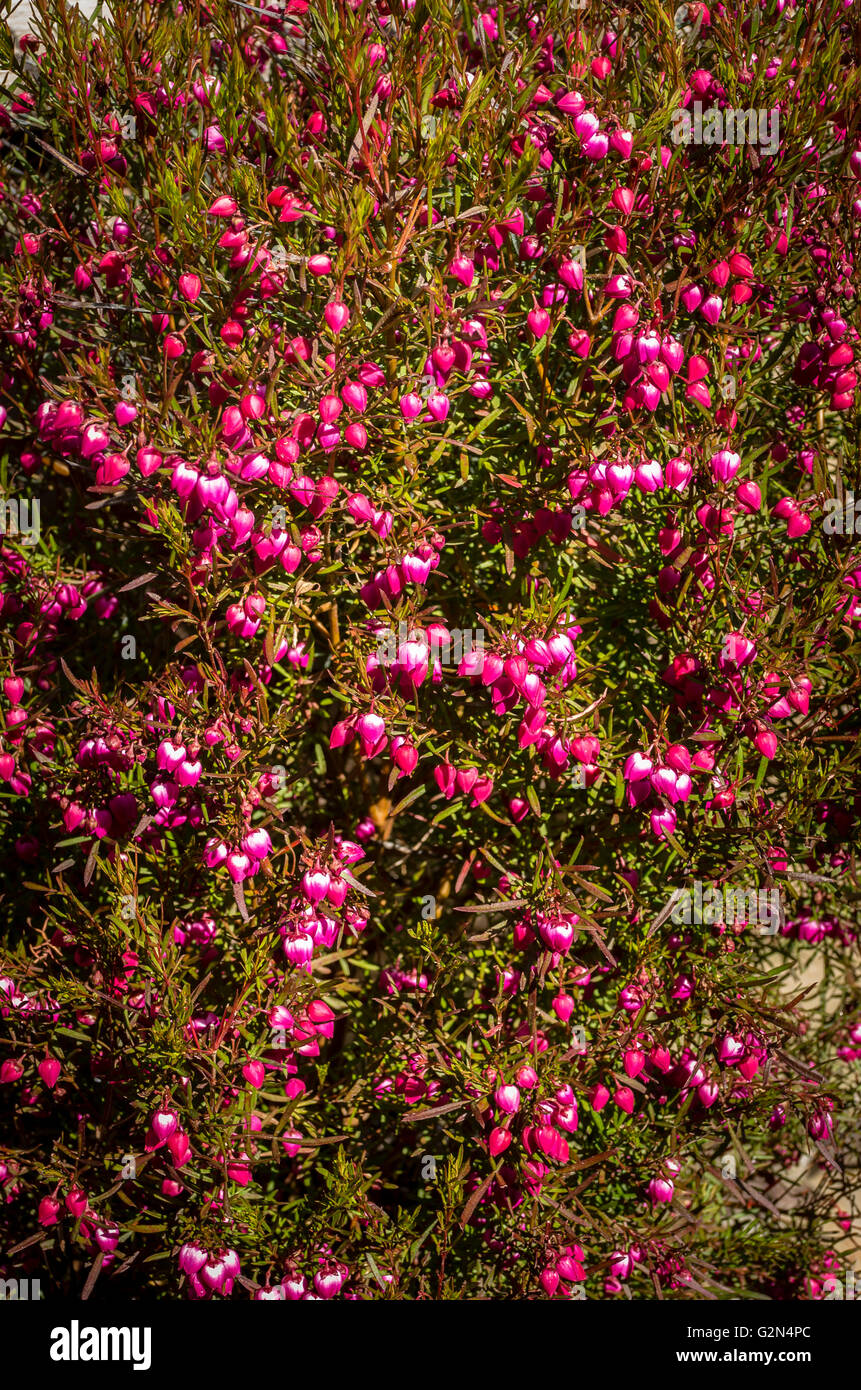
[0,0,860,1301]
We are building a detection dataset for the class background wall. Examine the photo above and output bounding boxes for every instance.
[6,0,99,36]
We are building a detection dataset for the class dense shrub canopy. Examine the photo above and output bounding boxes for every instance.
[0,0,860,1301]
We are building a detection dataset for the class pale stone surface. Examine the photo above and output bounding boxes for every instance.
[7,0,99,35]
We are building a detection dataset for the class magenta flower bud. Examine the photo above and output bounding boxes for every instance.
[700,294,723,325]
[179,1242,208,1275]
[788,678,811,715]
[434,761,457,798]
[574,110,600,140]
[317,422,341,451]
[203,837,228,868]
[624,751,653,781]
[753,728,778,760]
[426,391,450,422]
[175,757,202,787]
[610,1249,635,1279]
[635,459,663,492]
[650,765,678,799]
[736,480,762,512]
[39,1195,62,1226]
[344,421,368,449]
[242,827,272,860]
[151,1108,178,1141]
[342,379,367,413]
[605,273,632,298]
[636,331,660,364]
[495,1083,520,1114]
[623,1048,646,1079]
[590,1083,611,1111]
[80,421,111,459]
[786,510,811,538]
[356,711,386,756]
[448,254,475,288]
[65,1184,87,1217]
[326,876,348,908]
[535,909,576,954]
[558,257,584,290]
[660,337,685,374]
[697,1081,719,1108]
[157,739,186,773]
[324,300,350,333]
[489,1126,512,1157]
[719,1035,745,1065]
[674,773,692,802]
[54,400,85,433]
[612,186,635,216]
[227,851,252,882]
[208,195,237,217]
[720,632,756,668]
[171,460,200,499]
[302,868,331,903]
[94,1223,119,1256]
[615,1086,635,1114]
[319,394,343,425]
[401,552,432,584]
[179,272,202,301]
[583,132,609,159]
[665,456,692,491]
[242,1060,265,1088]
[527,306,551,337]
[283,930,315,966]
[658,748,688,783]
[686,379,711,407]
[553,992,575,1022]
[710,449,741,483]
[504,654,528,689]
[167,1131,190,1166]
[388,736,418,776]
[314,1264,345,1299]
[38,1057,61,1088]
[613,303,639,333]
[650,807,677,839]
[611,128,634,158]
[400,391,423,421]
[556,90,585,116]
[808,1109,833,1141]
[137,445,162,477]
[536,1126,569,1164]
[282,1272,307,1300]
[607,461,634,497]
[480,652,505,685]
[647,1176,674,1203]
[347,492,375,525]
